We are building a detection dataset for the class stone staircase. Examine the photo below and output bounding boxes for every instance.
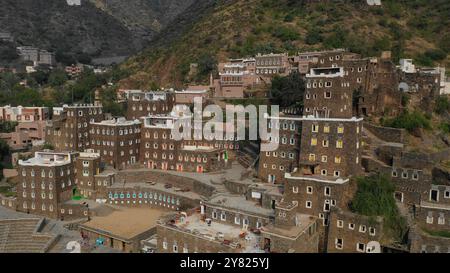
[0,218,56,253]
[236,141,260,169]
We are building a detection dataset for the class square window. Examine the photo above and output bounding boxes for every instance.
[357,243,365,253]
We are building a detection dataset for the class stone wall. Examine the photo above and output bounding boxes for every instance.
[409,227,450,253]
[326,208,383,253]
[364,122,405,144]
[116,169,216,198]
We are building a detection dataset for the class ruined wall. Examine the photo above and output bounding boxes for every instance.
[364,122,405,144]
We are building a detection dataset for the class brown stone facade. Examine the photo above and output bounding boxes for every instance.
[157,223,239,253]
[140,115,231,173]
[327,209,383,253]
[258,117,300,184]
[90,118,142,169]
[45,105,104,152]
[16,151,82,219]
[125,91,175,120]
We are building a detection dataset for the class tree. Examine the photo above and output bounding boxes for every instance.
[48,69,68,87]
[270,71,305,108]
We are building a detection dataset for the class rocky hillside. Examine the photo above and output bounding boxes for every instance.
[119,0,450,88]
[0,0,202,62]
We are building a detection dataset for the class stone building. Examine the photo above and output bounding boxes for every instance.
[213,58,261,98]
[0,105,49,122]
[16,151,89,220]
[255,53,290,80]
[140,114,230,173]
[326,208,383,253]
[259,201,319,253]
[0,120,47,150]
[125,90,175,120]
[157,209,265,253]
[90,117,142,169]
[45,104,104,152]
[74,151,104,199]
[258,115,301,184]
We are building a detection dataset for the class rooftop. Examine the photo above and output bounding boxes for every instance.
[206,193,274,218]
[109,181,202,200]
[91,117,141,126]
[261,214,317,239]
[19,151,74,167]
[165,212,264,253]
[81,206,166,240]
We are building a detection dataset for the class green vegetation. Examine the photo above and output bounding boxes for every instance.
[269,71,305,108]
[435,96,450,115]
[0,186,15,197]
[122,0,449,86]
[424,229,450,239]
[0,121,18,133]
[43,143,54,150]
[0,65,126,116]
[382,111,431,133]
[350,174,408,243]
[438,122,450,134]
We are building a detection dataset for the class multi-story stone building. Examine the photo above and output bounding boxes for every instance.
[75,151,104,199]
[0,105,49,122]
[16,151,88,219]
[258,116,301,184]
[255,53,289,79]
[326,208,383,253]
[45,104,104,151]
[90,118,142,169]
[140,114,230,173]
[125,90,175,120]
[213,58,261,98]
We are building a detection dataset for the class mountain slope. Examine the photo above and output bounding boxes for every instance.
[0,0,202,61]
[119,0,450,88]
[0,0,136,58]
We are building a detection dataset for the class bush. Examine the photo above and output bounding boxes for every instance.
[350,174,408,243]
[270,71,305,108]
[435,96,450,115]
[383,111,431,133]
[272,26,300,42]
[305,29,323,45]
[438,122,450,134]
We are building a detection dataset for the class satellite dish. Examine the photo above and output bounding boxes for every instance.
[66,241,81,253]
[366,241,381,253]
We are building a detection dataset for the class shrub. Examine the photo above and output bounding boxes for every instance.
[435,96,450,115]
[272,26,300,42]
[383,111,431,133]
[350,174,408,243]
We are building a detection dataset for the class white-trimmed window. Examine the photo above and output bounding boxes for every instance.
[220,212,226,221]
[356,243,366,253]
[307,186,313,194]
[359,225,367,233]
[335,238,343,250]
[306,201,312,208]
[337,220,344,228]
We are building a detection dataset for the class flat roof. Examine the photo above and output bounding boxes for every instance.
[206,194,274,218]
[169,213,264,253]
[261,214,316,239]
[81,207,165,240]
[109,181,202,200]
